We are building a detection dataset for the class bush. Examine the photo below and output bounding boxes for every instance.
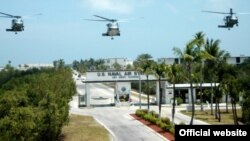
[169,127,175,135]
[179,121,186,125]
[176,97,183,105]
[136,110,175,135]
[135,109,148,118]
[161,117,171,125]
[148,116,157,124]
[164,123,174,132]
[149,110,158,118]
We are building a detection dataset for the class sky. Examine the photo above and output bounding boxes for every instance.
[0,0,250,67]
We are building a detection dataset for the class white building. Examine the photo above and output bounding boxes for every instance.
[157,56,250,105]
[103,58,133,70]
[226,56,250,66]
[158,57,180,65]
[158,56,250,65]
[17,63,53,71]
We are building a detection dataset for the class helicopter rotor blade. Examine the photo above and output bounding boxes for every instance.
[93,15,116,22]
[0,12,15,17]
[83,19,109,22]
[0,12,21,18]
[202,10,230,14]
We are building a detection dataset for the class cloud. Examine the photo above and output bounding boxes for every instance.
[80,0,152,14]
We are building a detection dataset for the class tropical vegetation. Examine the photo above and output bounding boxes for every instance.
[0,60,76,141]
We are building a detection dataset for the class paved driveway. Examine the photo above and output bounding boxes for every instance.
[70,96,168,141]
[71,79,209,141]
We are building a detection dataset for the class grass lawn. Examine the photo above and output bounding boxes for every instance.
[60,114,111,141]
[180,109,242,125]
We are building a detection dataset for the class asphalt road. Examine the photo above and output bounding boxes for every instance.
[71,78,210,141]
[71,79,168,141]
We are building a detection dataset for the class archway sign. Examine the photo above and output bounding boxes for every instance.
[86,70,156,82]
[81,70,159,107]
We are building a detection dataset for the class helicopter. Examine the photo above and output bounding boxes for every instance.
[0,12,42,34]
[202,8,246,30]
[0,12,25,34]
[84,15,121,40]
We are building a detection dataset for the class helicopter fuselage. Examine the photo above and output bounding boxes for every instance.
[218,15,238,29]
[6,18,24,34]
[102,22,120,39]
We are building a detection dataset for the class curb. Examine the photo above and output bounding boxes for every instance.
[128,114,169,141]
[94,118,116,141]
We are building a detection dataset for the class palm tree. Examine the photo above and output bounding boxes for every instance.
[134,53,153,111]
[193,31,206,111]
[204,38,230,117]
[166,63,185,123]
[173,39,197,125]
[219,64,239,124]
[143,60,154,112]
[152,62,166,119]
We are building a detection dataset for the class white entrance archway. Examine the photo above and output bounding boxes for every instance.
[80,70,161,107]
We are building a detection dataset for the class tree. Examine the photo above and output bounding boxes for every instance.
[238,58,250,124]
[152,62,166,119]
[0,67,76,140]
[165,63,185,124]
[112,62,122,70]
[193,31,206,111]
[53,59,66,69]
[134,54,154,112]
[173,39,197,125]
[204,38,230,118]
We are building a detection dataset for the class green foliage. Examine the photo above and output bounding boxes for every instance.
[179,121,186,125]
[176,97,183,105]
[242,96,250,124]
[161,117,171,125]
[0,67,76,140]
[135,109,174,134]
[72,58,108,73]
[238,58,250,124]
[135,109,148,118]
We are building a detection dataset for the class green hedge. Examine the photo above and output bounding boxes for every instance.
[135,109,175,135]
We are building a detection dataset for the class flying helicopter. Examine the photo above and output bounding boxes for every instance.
[0,12,25,34]
[84,15,121,40]
[202,8,250,30]
[0,12,42,34]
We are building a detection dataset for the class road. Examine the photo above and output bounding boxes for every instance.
[71,79,168,141]
[71,78,211,141]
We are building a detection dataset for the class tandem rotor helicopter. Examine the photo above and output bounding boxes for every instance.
[0,12,42,34]
[84,15,121,40]
[202,8,250,30]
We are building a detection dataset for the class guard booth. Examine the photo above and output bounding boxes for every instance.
[79,70,162,107]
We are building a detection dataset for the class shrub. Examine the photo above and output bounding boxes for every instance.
[159,122,167,130]
[143,114,151,121]
[148,116,157,124]
[176,97,183,105]
[136,110,175,135]
[161,117,171,125]
[169,127,175,135]
[135,109,146,118]
[164,123,174,132]
[179,121,186,125]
